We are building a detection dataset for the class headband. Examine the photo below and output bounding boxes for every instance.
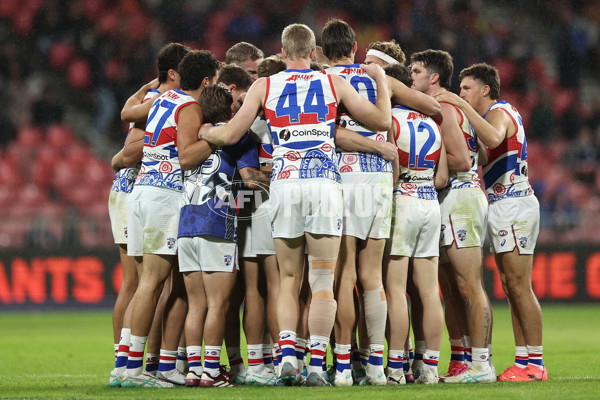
[366,49,400,65]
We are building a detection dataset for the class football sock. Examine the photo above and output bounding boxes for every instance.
[203,345,221,377]
[187,345,203,376]
[125,335,147,376]
[514,346,528,369]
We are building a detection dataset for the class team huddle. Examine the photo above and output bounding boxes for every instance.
[107,19,546,389]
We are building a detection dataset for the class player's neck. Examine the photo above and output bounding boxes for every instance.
[425,83,441,97]
[332,57,354,66]
[286,58,311,70]
[479,98,497,116]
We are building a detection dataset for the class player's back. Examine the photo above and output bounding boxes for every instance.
[263,69,339,182]
[327,64,391,174]
[135,89,197,192]
[392,105,442,200]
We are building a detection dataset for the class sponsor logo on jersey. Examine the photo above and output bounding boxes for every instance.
[278,128,329,141]
[143,150,171,161]
[286,74,315,82]
[339,67,365,75]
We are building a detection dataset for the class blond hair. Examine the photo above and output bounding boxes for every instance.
[281,24,315,60]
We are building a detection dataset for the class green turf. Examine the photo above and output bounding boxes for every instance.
[1,304,599,399]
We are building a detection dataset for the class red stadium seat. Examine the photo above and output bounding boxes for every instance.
[67,58,92,89]
[16,126,43,147]
[48,41,76,70]
[46,124,76,148]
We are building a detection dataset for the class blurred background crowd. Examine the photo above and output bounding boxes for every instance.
[1,0,599,250]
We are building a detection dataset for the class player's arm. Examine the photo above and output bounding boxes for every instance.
[177,104,216,171]
[434,139,449,189]
[239,167,271,189]
[388,119,400,184]
[121,79,159,123]
[199,79,265,146]
[439,102,471,172]
[111,148,125,172]
[334,126,397,161]
[333,64,391,131]
[122,125,146,167]
[388,77,441,117]
[435,90,505,149]
[478,138,489,167]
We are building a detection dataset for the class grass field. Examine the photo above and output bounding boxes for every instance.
[1,304,600,399]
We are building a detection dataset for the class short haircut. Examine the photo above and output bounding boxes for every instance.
[321,18,355,62]
[157,42,191,83]
[257,55,287,78]
[367,40,406,65]
[459,63,501,100]
[384,64,412,87]
[410,49,453,89]
[281,23,315,60]
[178,50,220,91]
[217,64,252,91]
[225,42,264,65]
[199,83,233,125]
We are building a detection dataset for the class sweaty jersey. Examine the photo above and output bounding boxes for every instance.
[443,102,481,189]
[482,101,534,202]
[179,132,259,242]
[327,64,392,174]
[392,106,442,200]
[263,69,339,182]
[111,88,161,193]
[135,89,197,192]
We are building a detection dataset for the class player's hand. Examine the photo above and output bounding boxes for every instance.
[434,90,462,106]
[197,123,213,140]
[142,78,159,92]
[361,62,386,82]
[378,141,398,161]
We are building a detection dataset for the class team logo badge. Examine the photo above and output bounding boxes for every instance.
[457,229,467,242]
[166,237,176,249]
[519,237,528,248]
[224,254,232,266]
[337,218,342,230]
[124,226,128,238]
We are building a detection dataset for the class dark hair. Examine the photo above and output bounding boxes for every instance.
[199,83,233,124]
[384,64,412,87]
[225,42,264,65]
[257,55,287,78]
[217,64,252,91]
[157,43,191,83]
[321,18,355,62]
[178,50,220,91]
[459,63,501,100]
[410,49,453,89]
